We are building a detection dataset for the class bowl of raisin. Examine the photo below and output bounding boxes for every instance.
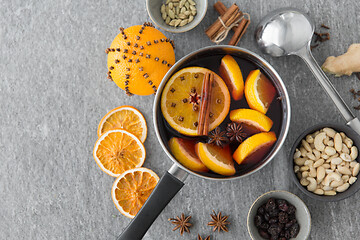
[247,190,311,239]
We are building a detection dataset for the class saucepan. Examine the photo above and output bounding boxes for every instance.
[118,45,291,239]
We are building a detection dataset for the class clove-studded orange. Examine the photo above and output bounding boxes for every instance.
[106,23,175,96]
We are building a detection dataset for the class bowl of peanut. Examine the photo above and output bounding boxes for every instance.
[290,123,360,201]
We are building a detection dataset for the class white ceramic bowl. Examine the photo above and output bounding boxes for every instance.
[146,0,208,33]
[247,190,311,240]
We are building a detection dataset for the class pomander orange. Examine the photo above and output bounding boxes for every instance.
[106,23,175,96]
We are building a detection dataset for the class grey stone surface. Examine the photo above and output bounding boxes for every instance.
[1,0,359,239]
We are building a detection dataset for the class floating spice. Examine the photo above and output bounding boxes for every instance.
[208,127,228,148]
[226,122,246,142]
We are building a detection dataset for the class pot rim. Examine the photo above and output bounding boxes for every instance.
[153,45,291,180]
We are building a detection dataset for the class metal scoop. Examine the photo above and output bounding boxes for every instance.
[255,7,360,134]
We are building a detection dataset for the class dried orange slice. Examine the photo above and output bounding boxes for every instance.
[244,69,276,114]
[233,132,277,164]
[97,106,147,142]
[161,67,230,136]
[219,55,244,100]
[112,167,159,218]
[195,142,235,176]
[169,137,208,172]
[93,129,146,177]
[230,108,273,132]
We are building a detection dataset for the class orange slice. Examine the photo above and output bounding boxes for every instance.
[230,108,273,132]
[161,67,231,136]
[219,55,244,100]
[93,129,146,177]
[97,105,147,142]
[244,69,276,114]
[169,137,208,172]
[112,167,159,218]
[233,132,277,164]
[195,142,235,176]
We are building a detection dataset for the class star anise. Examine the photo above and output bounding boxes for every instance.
[197,234,210,240]
[208,127,228,147]
[189,92,201,106]
[208,211,230,232]
[168,213,192,235]
[226,122,246,143]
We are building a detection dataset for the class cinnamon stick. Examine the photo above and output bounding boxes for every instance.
[228,18,250,46]
[205,4,239,40]
[198,73,213,135]
[214,1,242,32]
[214,1,227,15]
[202,73,214,135]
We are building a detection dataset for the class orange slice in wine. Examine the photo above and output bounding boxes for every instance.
[169,137,208,172]
[233,132,277,164]
[219,55,244,100]
[244,69,276,114]
[161,67,230,136]
[195,142,235,176]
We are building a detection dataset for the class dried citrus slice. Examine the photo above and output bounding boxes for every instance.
[195,142,235,176]
[93,129,146,177]
[97,105,147,142]
[233,132,277,164]
[169,137,208,172]
[112,167,159,218]
[230,108,273,132]
[219,55,244,100]
[244,69,276,114]
[161,67,230,136]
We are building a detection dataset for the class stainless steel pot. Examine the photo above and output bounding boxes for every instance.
[118,45,291,239]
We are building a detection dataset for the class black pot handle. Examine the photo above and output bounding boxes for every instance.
[117,169,185,240]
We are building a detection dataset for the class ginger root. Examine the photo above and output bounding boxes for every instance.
[322,43,360,77]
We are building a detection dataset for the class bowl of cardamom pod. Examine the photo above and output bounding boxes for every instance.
[146,0,207,33]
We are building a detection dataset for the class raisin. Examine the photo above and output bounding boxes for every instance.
[278,212,288,224]
[288,213,296,220]
[264,212,270,221]
[284,230,291,239]
[259,229,270,239]
[265,198,276,212]
[277,199,289,212]
[270,236,279,240]
[287,205,296,215]
[254,215,263,227]
[258,206,265,215]
[290,223,300,238]
[269,217,278,224]
[260,222,269,230]
[268,224,282,236]
[268,208,279,217]
[285,219,297,229]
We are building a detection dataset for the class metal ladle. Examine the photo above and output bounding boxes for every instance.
[255,8,360,134]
